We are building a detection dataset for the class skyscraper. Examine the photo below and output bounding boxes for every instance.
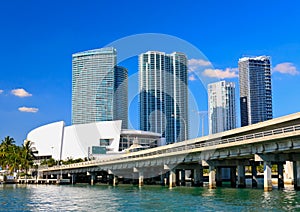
[139,51,188,144]
[238,56,272,126]
[208,80,236,134]
[72,47,128,128]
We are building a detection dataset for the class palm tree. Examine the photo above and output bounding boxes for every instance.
[0,136,16,170]
[20,140,36,176]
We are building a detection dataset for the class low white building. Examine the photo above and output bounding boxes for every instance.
[26,120,161,161]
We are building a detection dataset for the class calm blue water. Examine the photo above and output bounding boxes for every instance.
[1,184,300,211]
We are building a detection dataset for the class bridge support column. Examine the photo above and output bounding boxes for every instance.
[278,162,284,189]
[139,171,144,187]
[251,163,258,188]
[216,167,222,187]
[264,161,272,191]
[293,161,300,190]
[90,173,96,185]
[71,174,76,185]
[193,165,203,186]
[179,170,185,186]
[113,175,118,186]
[230,167,236,188]
[208,166,216,189]
[169,170,176,189]
[237,165,246,188]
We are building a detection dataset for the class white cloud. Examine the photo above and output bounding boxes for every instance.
[18,107,39,113]
[188,58,212,72]
[202,68,238,79]
[188,74,197,81]
[11,88,32,97]
[0,90,3,94]
[273,62,299,75]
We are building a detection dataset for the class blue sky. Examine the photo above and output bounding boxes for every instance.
[0,0,300,145]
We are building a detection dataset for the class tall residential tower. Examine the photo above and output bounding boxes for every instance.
[238,56,272,126]
[139,51,188,144]
[208,80,236,134]
[72,47,128,128]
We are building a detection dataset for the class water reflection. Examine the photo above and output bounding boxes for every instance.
[1,184,300,211]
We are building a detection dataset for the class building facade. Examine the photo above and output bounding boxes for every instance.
[238,56,272,126]
[139,51,188,144]
[72,47,128,128]
[208,81,236,134]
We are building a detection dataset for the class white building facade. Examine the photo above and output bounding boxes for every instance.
[26,121,161,161]
[208,81,236,134]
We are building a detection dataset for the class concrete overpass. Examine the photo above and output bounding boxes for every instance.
[40,112,300,191]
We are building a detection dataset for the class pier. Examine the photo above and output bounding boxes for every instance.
[39,113,300,191]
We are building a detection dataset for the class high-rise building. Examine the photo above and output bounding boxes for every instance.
[208,80,236,134]
[72,47,128,128]
[139,51,188,144]
[238,56,272,126]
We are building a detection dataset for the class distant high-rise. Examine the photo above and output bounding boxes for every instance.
[208,80,236,134]
[72,47,128,128]
[238,56,272,126]
[139,51,188,144]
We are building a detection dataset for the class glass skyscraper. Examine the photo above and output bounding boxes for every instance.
[139,51,188,144]
[72,47,128,128]
[208,80,236,134]
[238,56,272,126]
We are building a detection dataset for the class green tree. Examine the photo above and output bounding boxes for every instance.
[20,140,36,176]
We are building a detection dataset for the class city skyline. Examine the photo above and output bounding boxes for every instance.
[1,1,300,145]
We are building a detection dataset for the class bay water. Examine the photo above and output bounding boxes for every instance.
[1,184,299,211]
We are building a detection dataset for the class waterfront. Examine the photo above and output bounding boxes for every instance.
[1,184,300,211]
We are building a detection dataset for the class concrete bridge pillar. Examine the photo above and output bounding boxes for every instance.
[208,165,216,189]
[264,161,272,191]
[216,167,222,187]
[193,165,203,186]
[90,173,96,185]
[113,175,118,186]
[277,162,284,189]
[169,170,176,189]
[139,171,144,187]
[178,170,186,186]
[293,161,300,190]
[230,167,236,188]
[237,165,246,188]
[71,174,76,185]
[251,163,258,188]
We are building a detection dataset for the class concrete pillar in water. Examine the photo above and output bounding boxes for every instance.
[169,170,176,188]
[277,162,284,189]
[216,167,222,187]
[71,174,76,185]
[139,171,144,187]
[193,165,203,186]
[179,170,186,186]
[113,175,118,186]
[264,161,272,191]
[251,163,258,188]
[230,167,236,188]
[90,173,96,185]
[293,161,300,190]
[237,165,246,188]
[208,165,216,189]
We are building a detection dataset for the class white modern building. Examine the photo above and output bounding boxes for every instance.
[208,80,236,134]
[26,120,161,161]
[72,47,128,129]
[139,51,188,144]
